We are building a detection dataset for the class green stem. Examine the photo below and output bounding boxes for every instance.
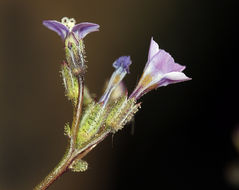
[34,130,111,190]
[34,76,85,190]
[34,146,73,190]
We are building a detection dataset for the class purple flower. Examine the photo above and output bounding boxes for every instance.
[43,17,99,41]
[130,37,191,100]
[99,56,132,106]
[113,56,131,73]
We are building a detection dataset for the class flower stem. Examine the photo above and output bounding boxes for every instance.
[34,147,73,190]
[34,76,85,190]
[33,143,97,190]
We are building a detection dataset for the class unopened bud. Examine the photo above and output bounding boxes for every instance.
[77,103,107,146]
[106,96,140,132]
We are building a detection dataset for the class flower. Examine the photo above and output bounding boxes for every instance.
[43,17,100,76]
[99,56,132,107]
[43,17,99,41]
[129,37,191,100]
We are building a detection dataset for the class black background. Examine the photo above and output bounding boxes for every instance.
[0,0,238,189]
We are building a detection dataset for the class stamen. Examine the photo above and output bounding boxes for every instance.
[68,18,76,30]
[61,17,76,30]
[61,17,69,25]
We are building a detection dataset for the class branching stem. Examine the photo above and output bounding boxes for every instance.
[34,75,85,190]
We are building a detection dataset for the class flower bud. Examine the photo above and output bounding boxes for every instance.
[106,96,140,132]
[99,56,131,107]
[77,103,107,146]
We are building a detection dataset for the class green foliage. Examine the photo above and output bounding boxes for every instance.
[69,159,88,172]
[64,122,71,138]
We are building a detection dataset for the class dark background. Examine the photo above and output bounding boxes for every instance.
[0,0,238,189]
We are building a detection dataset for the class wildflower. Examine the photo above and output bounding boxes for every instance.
[35,19,192,189]
[99,56,132,107]
[130,37,191,100]
[43,17,99,76]
[42,17,99,41]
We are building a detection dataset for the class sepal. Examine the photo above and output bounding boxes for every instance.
[77,103,107,146]
[61,62,79,105]
[106,96,140,132]
[65,35,86,76]
[83,87,94,106]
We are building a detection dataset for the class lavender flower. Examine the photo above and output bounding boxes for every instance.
[99,56,132,107]
[43,17,99,41]
[130,37,191,100]
[35,19,192,189]
[43,17,99,76]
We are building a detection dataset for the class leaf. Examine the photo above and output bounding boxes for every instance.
[69,159,88,172]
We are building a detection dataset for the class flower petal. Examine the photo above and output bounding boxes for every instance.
[129,38,191,100]
[148,37,160,62]
[43,20,69,40]
[72,22,100,39]
[113,56,132,73]
[159,72,191,86]
[99,56,131,106]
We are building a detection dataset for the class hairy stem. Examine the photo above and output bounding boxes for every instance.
[33,143,96,190]
[34,76,85,190]
[34,147,73,190]
[33,131,110,190]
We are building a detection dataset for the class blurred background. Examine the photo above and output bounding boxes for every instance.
[0,0,238,189]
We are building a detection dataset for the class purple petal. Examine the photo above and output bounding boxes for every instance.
[158,72,192,87]
[148,37,160,62]
[72,22,99,39]
[147,49,186,75]
[129,38,191,100]
[43,20,69,40]
[171,63,186,72]
[113,56,132,73]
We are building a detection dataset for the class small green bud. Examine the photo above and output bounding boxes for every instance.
[61,62,79,105]
[106,96,140,132]
[77,103,107,146]
[69,159,88,172]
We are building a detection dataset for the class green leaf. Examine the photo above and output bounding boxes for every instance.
[64,122,71,138]
[69,159,88,172]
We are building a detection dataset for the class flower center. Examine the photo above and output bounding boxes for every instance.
[61,17,76,30]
